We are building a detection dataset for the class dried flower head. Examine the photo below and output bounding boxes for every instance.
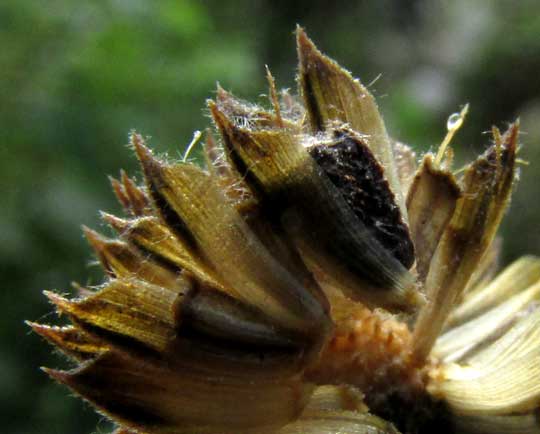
[29,27,538,434]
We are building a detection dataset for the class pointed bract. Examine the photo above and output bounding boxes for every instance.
[406,155,461,282]
[296,27,407,223]
[413,123,519,361]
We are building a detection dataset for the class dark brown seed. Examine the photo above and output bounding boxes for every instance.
[309,130,415,269]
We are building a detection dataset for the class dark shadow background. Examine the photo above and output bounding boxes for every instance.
[2,1,540,433]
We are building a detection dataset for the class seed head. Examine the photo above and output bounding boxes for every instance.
[30,27,538,434]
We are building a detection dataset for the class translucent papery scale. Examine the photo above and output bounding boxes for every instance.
[31,26,540,434]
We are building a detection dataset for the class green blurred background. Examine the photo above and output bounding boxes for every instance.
[2,1,540,433]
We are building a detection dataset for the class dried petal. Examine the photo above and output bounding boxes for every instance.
[276,411,400,434]
[275,386,400,434]
[454,413,540,434]
[447,255,540,327]
[468,305,540,368]
[433,279,540,361]
[431,354,540,415]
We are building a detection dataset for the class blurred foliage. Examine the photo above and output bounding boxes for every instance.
[1,1,539,433]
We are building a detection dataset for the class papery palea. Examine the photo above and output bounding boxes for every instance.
[30,27,540,434]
